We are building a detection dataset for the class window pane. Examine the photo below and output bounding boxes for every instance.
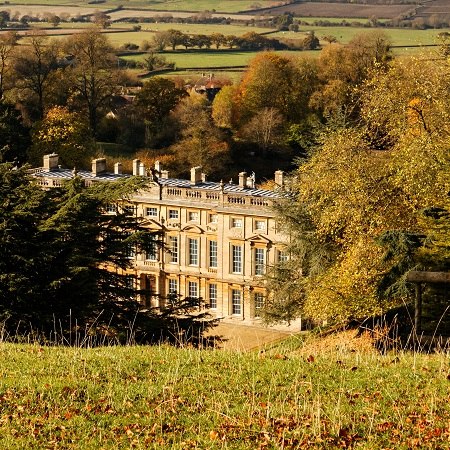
[254,292,264,317]
[188,281,198,298]
[255,248,265,275]
[232,289,241,315]
[146,207,157,217]
[278,250,288,262]
[255,220,266,231]
[146,241,158,261]
[189,238,198,265]
[209,213,218,223]
[169,209,179,219]
[169,279,178,294]
[232,245,242,273]
[209,284,217,309]
[231,218,242,228]
[209,240,218,268]
[169,236,178,263]
[188,211,199,222]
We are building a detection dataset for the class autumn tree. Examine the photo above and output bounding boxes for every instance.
[12,32,60,120]
[211,84,239,129]
[0,31,17,97]
[171,93,231,178]
[310,31,391,119]
[64,29,119,135]
[266,51,449,326]
[134,77,186,146]
[29,106,96,168]
[240,107,284,155]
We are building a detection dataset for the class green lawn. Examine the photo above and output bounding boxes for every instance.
[0,334,449,449]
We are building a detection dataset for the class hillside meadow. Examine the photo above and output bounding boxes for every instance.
[0,332,449,449]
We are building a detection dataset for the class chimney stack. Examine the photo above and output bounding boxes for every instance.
[133,159,140,176]
[114,162,122,175]
[160,170,169,179]
[274,170,285,188]
[238,172,247,189]
[43,153,59,171]
[91,158,107,176]
[154,160,161,173]
[139,162,146,176]
[190,166,202,185]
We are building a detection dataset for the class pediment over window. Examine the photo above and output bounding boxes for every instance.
[181,224,204,234]
[139,218,164,230]
[247,234,272,245]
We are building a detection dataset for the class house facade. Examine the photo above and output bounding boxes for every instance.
[32,154,288,324]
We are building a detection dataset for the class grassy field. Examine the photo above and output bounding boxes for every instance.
[0,331,449,449]
[273,27,449,46]
[3,0,277,13]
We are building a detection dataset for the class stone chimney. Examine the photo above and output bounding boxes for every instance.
[201,172,207,182]
[91,158,107,176]
[114,162,122,175]
[160,170,169,179]
[132,159,140,176]
[238,172,247,188]
[139,162,145,176]
[274,170,285,188]
[43,153,59,171]
[154,160,161,173]
[190,166,202,185]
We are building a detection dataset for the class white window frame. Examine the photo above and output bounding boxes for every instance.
[188,281,198,298]
[168,209,179,219]
[146,207,158,217]
[232,289,241,315]
[254,292,264,317]
[254,248,265,276]
[209,284,217,309]
[255,220,266,232]
[168,236,178,264]
[188,238,199,266]
[231,245,242,274]
[145,241,158,261]
[106,203,117,214]
[209,240,218,268]
[277,249,288,263]
[188,211,199,222]
[231,217,243,228]
[168,279,178,295]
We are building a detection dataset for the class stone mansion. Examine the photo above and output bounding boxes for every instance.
[31,154,288,324]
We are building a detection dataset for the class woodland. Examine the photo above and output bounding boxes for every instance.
[0,26,449,338]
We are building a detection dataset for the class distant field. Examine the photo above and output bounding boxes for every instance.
[2,0,277,14]
[107,9,262,22]
[0,4,106,17]
[266,2,414,19]
[273,27,450,46]
[121,50,268,69]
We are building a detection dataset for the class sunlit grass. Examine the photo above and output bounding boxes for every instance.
[0,331,448,449]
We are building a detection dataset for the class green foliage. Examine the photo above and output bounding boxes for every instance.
[0,164,212,342]
[0,100,30,164]
[29,106,96,168]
